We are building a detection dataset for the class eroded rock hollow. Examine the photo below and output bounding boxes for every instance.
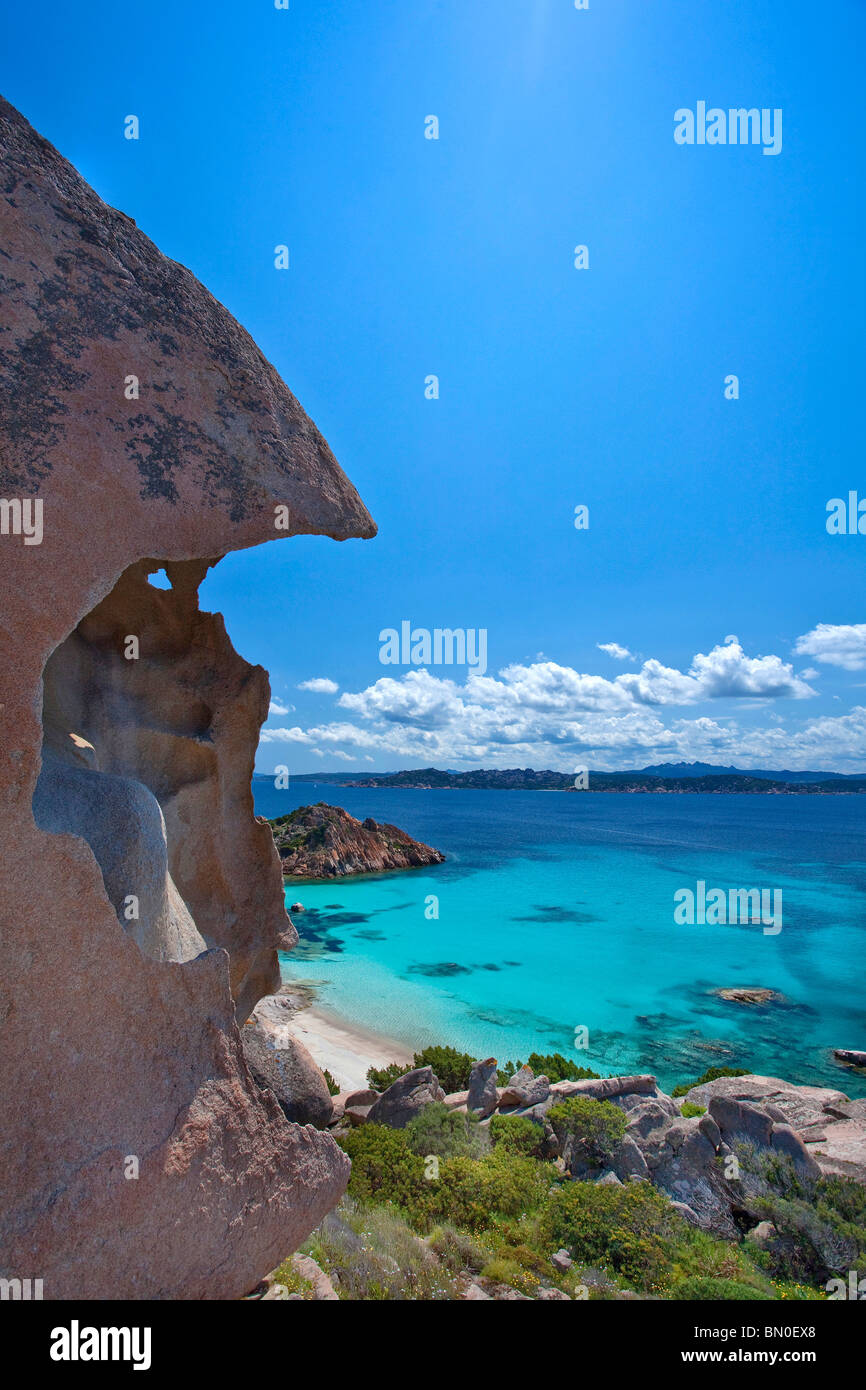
[0,95,375,1298]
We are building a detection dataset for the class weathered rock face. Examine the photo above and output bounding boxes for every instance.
[0,96,374,1298]
[244,992,335,1129]
[499,1065,550,1110]
[683,1074,866,1183]
[467,1058,499,1117]
[272,801,445,878]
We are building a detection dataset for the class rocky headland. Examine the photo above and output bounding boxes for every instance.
[271,802,445,878]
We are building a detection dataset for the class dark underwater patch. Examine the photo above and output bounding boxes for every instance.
[512,904,600,925]
[406,962,472,978]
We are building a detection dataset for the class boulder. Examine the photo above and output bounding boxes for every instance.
[834,1049,866,1069]
[769,1123,822,1179]
[749,1220,779,1250]
[290,1253,339,1301]
[609,1135,650,1182]
[709,1096,775,1149]
[685,1074,866,1182]
[344,1105,374,1127]
[652,1122,739,1239]
[499,1066,550,1109]
[342,1087,379,1110]
[549,1074,658,1103]
[467,1057,499,1116]
[366,1066,446,1129]
[0,95,373,1298]
[698,1113,722,1150]
[551,1249,573,1272]
[241,1023,334,1129]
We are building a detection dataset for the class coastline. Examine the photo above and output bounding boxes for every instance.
[283,989,413,1093]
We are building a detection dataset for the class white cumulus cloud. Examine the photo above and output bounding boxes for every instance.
[794,624,866,671]
[297,677,340,694]
[597,642,634,661]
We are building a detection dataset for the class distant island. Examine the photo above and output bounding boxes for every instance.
[271,763,866,795]
[270,802,446,878]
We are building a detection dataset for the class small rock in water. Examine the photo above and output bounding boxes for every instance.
[290,901,305,913]
[715,986,779,1005]
[834,1048,866,1069]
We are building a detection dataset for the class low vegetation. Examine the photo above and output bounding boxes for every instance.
[279,1042,860,1301]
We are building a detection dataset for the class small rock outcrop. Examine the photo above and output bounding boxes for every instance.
[271,802,445,878]
[467,1058,499,1116]
[682,1074,866,1183]
[835,1049,866,1069]
[0,95,375,1298]
[499,1065,551,1109]
[366,1066,446,1128]
[715,987,779,1005]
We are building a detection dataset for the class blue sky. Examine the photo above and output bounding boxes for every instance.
[5,0,866,771]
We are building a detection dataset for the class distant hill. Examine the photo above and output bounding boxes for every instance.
[639,761,853,783]
[259,766,866,795]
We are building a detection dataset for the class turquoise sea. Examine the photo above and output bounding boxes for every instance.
[252,780,866,1097]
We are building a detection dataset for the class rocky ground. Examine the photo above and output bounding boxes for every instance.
[270,802,445,878]
[240,990,866,1301]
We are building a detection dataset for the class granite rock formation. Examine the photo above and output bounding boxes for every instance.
[243,992,335,1129]
[272,801,445,878]
[0,95,375,1299]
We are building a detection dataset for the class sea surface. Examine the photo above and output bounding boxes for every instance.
[252,779,866,1096]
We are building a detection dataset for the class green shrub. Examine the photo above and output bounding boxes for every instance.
[366,1061,410,1091]
[541,1180,682,1291]
[366,1044,476,1095]
[671,1066,749,1098]
[413,1046,476,1094]
[322,1069,340,1097]
[425,1150,549,1232]
[747,1159,866,1285]
[337,1124,426,1210]
[671,1276,774,1301]
[547,1097,627,1167]
[489,1114,547,1158]
[426,1223,492,1275]
[497,1053,600,1085]
[303,1197,456,1300]
[669,1224,774,1293]
[680,1102,706,1118]
[404,1102,489,1161]
[480,1256,543,1297]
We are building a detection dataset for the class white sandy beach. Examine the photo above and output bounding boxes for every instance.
[286,1003,412,1094]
